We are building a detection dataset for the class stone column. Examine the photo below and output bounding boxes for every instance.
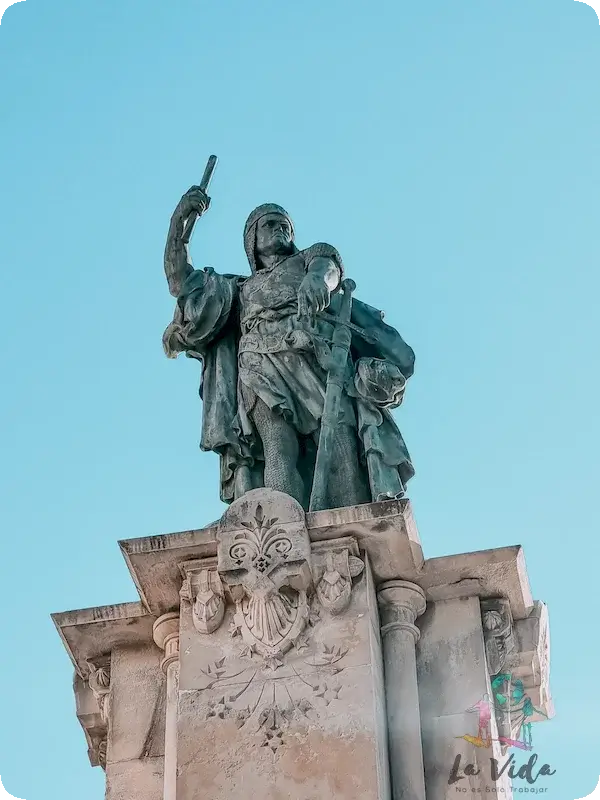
[378,580,427,800]
[153,613,180,800]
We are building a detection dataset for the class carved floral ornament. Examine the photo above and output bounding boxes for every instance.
[86,656,111,725]
[179,491,365,670]
[91,733,107,770]
[200,640,350,752]
[82,657,111,770]
[481,598,518,677]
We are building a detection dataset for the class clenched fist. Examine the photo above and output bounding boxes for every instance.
[297,271,331,326]
[176,185,211,219]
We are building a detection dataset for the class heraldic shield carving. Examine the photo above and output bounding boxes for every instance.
[217,489,313,662]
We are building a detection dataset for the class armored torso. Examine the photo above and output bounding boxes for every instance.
[239,251,308,336]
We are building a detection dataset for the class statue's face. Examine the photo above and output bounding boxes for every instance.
[255,213,294,260]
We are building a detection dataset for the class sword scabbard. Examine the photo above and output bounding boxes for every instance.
[309,279,357,512]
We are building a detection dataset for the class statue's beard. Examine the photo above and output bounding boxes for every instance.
[255,240,294,266]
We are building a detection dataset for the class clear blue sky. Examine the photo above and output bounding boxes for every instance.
[1,1,598,798]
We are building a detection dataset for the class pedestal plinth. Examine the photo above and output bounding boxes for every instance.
[52,492,553,800]
[174,490,390,800]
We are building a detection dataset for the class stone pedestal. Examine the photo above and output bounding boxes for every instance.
[173,491,389,800]
[52,492,553,800]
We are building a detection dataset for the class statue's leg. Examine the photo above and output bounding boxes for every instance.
[249,395,305,506]
[327,424,370,508]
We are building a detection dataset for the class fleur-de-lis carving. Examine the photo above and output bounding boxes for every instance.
[229,504,292,573]
[217,491,313,669]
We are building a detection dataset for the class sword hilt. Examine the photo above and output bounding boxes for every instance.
[332,278,356,346]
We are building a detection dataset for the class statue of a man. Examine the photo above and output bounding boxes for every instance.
[163,184,415,511]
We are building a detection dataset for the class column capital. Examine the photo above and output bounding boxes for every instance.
[153,612,180,674]
[377,580,426,642]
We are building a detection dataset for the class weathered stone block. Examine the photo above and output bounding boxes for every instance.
[417,597,512,799]
[105,757,164,800]
[109,644,165,765]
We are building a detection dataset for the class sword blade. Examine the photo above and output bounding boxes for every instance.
[182,155,218,244]
[309,279,356,512]
[199,154,218,192]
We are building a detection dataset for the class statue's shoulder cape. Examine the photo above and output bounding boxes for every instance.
[327,294,415,379]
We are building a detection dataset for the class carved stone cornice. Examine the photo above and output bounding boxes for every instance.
[377,580,426,642]
[86,656,111,726]
[481,598,518,676]
[513,601,553,721]
[73,662,111,771]
[480,598,552,750]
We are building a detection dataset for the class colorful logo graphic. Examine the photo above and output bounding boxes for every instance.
[457,673,547,752]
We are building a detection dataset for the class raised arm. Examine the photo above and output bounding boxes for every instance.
[164,186,211,297]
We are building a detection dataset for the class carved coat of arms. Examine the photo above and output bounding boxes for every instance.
[217,492,313,661]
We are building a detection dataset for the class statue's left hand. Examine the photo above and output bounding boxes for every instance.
[297,272,331,325]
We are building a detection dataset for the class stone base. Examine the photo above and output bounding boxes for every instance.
[176,552,388,800]
[52,491,552,800]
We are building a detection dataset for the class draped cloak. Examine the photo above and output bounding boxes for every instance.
[163,248,416,505]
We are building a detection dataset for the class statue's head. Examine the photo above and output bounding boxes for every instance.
[244,204,297,273]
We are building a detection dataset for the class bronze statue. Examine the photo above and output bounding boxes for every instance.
[163,158,415,511]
